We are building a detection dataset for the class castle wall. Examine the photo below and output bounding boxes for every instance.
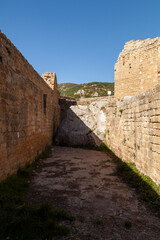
[115,38,160,99]
[1,31,160,186]
[0,31,60,181]
[56,86,160,185]
[106,84,160,186]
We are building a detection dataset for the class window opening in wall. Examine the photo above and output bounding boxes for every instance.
[43,94,47,115]
[123,57,125,65]
[6,47,11,55]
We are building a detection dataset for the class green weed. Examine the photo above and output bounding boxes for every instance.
[124,220,132,229]
[83,142,160,218]
[101,106,106,112]
[0,146,74,240]
[93,219,103,225]
[116,160,160,216]
[95,142,110,151]
[119,109,123,115]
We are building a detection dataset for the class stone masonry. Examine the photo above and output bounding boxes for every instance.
[106,85,160,186]
[1,31,160,188]
[0,31,60,181]
[56,97,113,147]
[42,72,60,137]
[115,37,160,99]
[56,86,160,186]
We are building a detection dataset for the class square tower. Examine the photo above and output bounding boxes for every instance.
[115,37,160,99]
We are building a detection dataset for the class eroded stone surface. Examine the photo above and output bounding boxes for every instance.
[57,89,160,186]
[56,97,115,146]
[115,37,160,99]
[0,31,60,181]
[28,146,160,240]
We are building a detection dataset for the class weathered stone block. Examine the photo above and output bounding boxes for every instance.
[0,31,60,181]
[115,37,160,99]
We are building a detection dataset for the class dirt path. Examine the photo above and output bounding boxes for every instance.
[28,146,160,240]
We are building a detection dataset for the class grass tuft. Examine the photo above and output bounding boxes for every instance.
[0,145,74,240]
[93,218,103,225]
[95,142,110,151]
[124,220,132,229]
[116,160,160,216]
[72,141,160,218]
[91,142,160,217]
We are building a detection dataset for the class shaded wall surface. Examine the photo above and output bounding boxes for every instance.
[55,97,111,147]
[115,37,160,99]
[0,32,60,181]
[56,89,160,186]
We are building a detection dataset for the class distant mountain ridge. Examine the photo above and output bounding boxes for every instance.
[58,82,114,98]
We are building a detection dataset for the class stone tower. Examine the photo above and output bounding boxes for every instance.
[42,72,60,102]
[115,37,160,99]
[42,72,60,135]
[42,72,58,91]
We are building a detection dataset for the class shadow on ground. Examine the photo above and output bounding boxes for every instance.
[28,146,160,240]
[27,99,160,239]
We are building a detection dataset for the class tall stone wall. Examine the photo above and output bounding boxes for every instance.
[56,88,160,186]
[0,31,60,181]
[55,97,114,147]
[106,84,160,186]
[115,37,160,99]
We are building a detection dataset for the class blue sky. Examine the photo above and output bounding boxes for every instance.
[1,0,160,84]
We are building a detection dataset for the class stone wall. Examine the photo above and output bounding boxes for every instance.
[115,37,160,99]
[55,97,115,147]
[0,31,60,181]
[106,84,160,186]
[56,88,160,186]
[59,97,77,121]
[42,72,60,137]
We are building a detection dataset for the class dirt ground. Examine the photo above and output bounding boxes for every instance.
[28,146,160,240]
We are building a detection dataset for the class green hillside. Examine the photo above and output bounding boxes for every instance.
[58,82,114,98]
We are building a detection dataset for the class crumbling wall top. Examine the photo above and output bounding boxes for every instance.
[118,37,160,59]
[114,36,160,99]
[42,72,58,91]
